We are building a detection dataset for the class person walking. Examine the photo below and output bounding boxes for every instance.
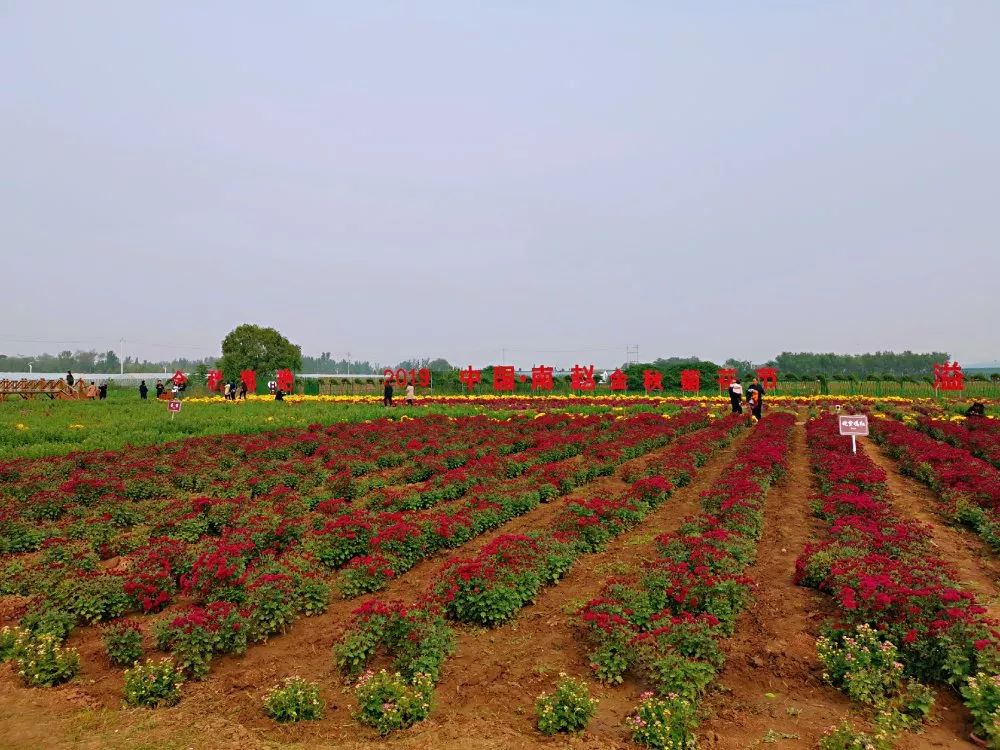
[155,380,165,398]
[228,381,237,401]
[238,380,248,400]
[98,382,108,400]
[223,382,231,400]
[383,378,394,407]
[405,381,415,406]
[139,380,148,400]
[66,371,75,387]
[86,382,98,400]
[747,376,764,421]
[727,378,743,414]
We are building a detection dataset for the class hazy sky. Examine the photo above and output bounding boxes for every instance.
[3,2,998,368]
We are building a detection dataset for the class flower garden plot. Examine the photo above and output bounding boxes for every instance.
[0,410,719,697]
[916,416,1000,471]
[576,413,793,746]
[796,415,1000,745]
[869,415,1000,550]
[333,414,749,734]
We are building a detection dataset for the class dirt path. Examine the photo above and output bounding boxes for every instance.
[698,417,861,749]
[865,439,1000,621]
[0,429,722,750]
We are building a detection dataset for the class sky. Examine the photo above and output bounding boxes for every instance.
[2,1,998,369]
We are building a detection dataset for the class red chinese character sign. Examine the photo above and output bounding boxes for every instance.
[717,369,737,391]
[610,369,628,392]
[531,366,554,391]
[459,366,481,391]
[171,370,188,388]
[756,367,778,390]
[570,364,596,392]
[643,370,663,393]
[680,369,701,393]
[276,369,294,393]
[240,370,257,393]
[493,366,516,392]
[933,362,964,391]
[207,369,224,392]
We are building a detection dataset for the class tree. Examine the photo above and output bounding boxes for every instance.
[217,324,302,381]
[102,350,121,373]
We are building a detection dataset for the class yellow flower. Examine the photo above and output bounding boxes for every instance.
[15,423,28,431]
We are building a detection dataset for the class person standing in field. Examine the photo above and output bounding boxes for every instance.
[727,378,743,414]
[383,378,394,407]
[98,382,108,400]
[66,371,74,386]
[155,380,164,398]
[223,382,231,400]
[747,377,764,421]
[139,380,148,400]
[405,381,415,406]
[86,382,98,399]
[238,380,248,399]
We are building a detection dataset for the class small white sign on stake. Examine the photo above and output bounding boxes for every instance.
[838,414,869,454]
[168,399,182,419]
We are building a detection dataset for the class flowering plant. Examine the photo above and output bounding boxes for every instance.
[354,669,433,735]
[263,676,323,722]
[123,657,184,707]
[535,674,598,735]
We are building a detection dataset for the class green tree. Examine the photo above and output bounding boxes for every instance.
[217,324,302,381]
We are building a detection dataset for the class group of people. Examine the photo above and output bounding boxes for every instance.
[222,380,249,400]
[383,379,415,407]
[727,376,765,420]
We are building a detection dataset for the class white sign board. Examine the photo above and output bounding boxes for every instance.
[838,415,869,436]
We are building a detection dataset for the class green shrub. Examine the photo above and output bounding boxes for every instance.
[263,676,324,723]
[102,619,143,666]
[14,633,80,687]
[0,625,29,661]
[354,670,433,735]
[123,657,185,707]
[535,674,598,735]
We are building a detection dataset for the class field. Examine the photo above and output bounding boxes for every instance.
[2,396,1000,749]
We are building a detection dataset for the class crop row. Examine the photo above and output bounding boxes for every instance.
[869,415,1000,551]
[576,413,794,747]
[796,415,1000,745]
[332,413,751,735]
[0,410,714,685]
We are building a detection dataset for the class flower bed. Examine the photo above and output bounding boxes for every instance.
[869,414,1000,550]
[334,413,751,732]
[796,415,1000,743]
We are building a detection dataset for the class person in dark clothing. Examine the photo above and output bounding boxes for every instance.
[139,380,148,400]
[98,382,108,400]
[383,379,394,407]
[966,402,987,418]
[228,381,237,401]
[155,380,165,398]
[746,377,764,421]
[274,388,285,401]
[66,371,75,386]
[727,378,744,414]
[238,380,248,399]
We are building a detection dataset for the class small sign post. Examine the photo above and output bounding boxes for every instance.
[838,414,869,454]
[168,399,182,420]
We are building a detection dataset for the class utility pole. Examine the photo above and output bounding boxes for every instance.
[346,352,351,376]
[120,338,125,375]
